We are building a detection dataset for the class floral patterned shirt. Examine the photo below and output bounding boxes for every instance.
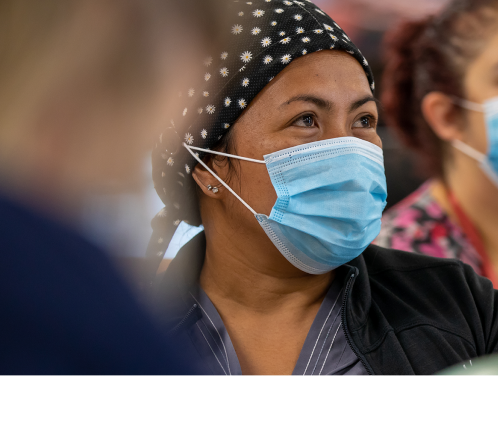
[374,181,484,276]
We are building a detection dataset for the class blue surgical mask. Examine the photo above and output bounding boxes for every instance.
[185,137,387,274]
[452,96,498,186]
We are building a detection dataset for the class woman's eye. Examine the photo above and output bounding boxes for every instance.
[294,114,315,128]
[353,115,376,129]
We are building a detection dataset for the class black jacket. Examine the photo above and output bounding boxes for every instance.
[151,232,498,375]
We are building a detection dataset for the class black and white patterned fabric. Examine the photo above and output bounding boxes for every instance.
[146,0,374,282]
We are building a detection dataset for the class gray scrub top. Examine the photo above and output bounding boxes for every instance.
[188,277,368,375]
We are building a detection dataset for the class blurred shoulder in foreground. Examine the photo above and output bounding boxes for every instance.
[0,195,195,374]
[0,0,223,374]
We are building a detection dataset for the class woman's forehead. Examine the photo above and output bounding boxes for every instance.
[251,50,372,108]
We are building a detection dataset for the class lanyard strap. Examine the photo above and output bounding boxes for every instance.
[448,191,498,288]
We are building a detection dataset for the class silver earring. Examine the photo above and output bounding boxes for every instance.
[207,185,219,194]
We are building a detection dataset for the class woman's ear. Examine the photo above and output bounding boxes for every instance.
[421,92,465,143]
[191,157,225,198]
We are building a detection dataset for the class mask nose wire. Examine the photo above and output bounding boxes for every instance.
[183,143,261,216]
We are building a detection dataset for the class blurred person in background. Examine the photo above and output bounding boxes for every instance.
[145,0,498,375]
[376,0,498,287]
[0,0,216,374]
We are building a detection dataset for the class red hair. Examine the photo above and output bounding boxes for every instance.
[381,0,498,177]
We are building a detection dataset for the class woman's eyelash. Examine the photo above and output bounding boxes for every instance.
[359,114,377,127]
[293,114,316,126]
[291,113,378,128]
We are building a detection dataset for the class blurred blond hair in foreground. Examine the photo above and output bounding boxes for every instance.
[0,0,223,374]
[0,0,218,222]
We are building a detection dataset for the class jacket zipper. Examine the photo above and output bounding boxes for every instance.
[341,271,375,375]
[169,303,198,334]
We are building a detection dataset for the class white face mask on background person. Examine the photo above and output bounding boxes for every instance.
[452,96,498,187]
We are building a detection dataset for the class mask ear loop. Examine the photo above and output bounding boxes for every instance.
[451,139,486,162]
[451,98,495,161]
[452,97,485,113]
[184,143,262,216]
[187,145,266,164]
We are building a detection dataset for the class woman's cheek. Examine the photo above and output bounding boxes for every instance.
[243,163,277,216]
[468,113,490,154]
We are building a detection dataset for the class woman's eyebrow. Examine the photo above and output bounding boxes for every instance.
[349,96,379,113]
[280,95,332,110]
[280,95,380,112]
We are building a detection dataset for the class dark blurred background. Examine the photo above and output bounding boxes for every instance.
[87,0,453,266]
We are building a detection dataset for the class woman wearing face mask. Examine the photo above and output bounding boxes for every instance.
[376,0,498,287]
[146,0,498,375]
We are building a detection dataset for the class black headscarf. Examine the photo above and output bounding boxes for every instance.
[146,0,375,281]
